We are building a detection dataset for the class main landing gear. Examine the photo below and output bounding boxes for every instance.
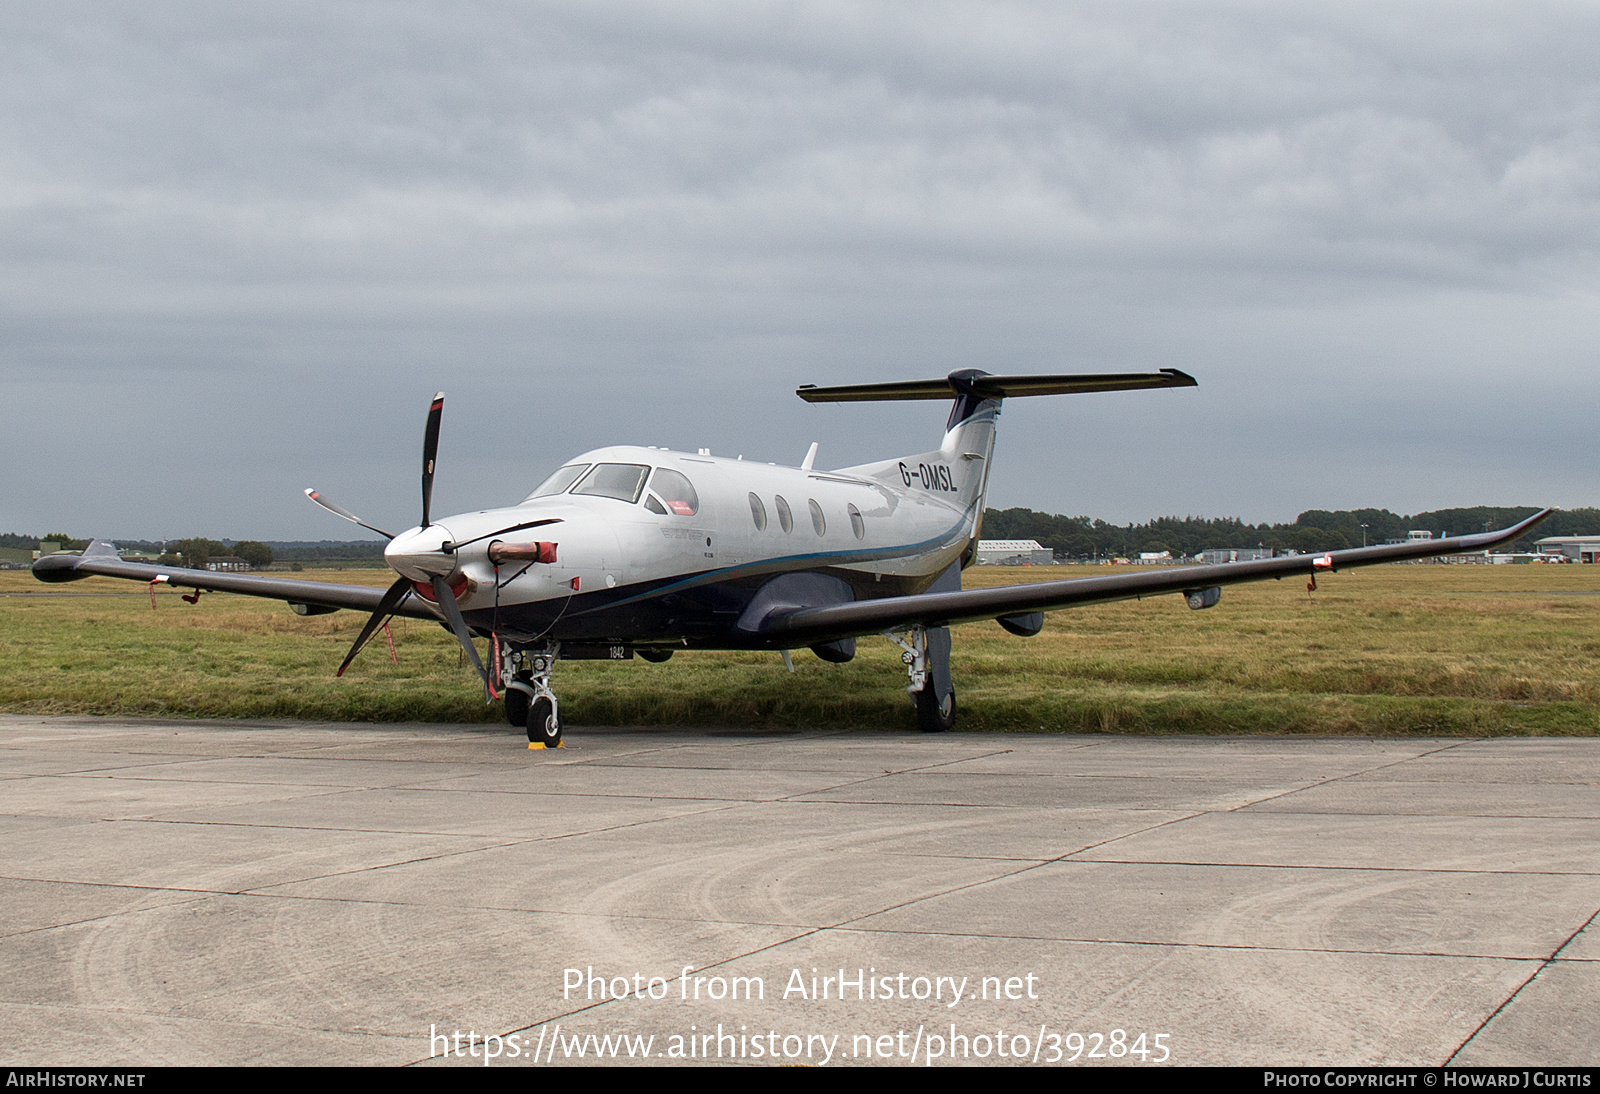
[887,625,956,733]
[502,643,562,749]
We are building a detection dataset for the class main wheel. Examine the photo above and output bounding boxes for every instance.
[504,687,530,728]
[526,696,562,749]
[914,683,956,733]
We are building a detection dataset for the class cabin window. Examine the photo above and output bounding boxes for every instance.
[748,492,767,531]
[647,467,699,515]
[848,503,865,540]
[808,499,826,536]
[775,495,793,534]
[526,463,589,500]
[570,463,650,503]
[644,494,668,515]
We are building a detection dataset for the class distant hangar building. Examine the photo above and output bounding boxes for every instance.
[1534,535,1600,563]
[976,539,1054,565]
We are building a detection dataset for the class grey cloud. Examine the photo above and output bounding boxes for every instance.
[1,2,1596,537]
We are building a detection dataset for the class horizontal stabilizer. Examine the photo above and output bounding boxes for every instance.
[796,369,1196,403]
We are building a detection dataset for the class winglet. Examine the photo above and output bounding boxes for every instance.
[32,539,115,583]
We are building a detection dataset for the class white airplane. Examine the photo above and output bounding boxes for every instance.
[36,371,1550,748]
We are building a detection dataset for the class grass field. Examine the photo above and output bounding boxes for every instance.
[2,562,1597,735]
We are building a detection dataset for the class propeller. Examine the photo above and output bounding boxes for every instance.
[433,573,493,701]
[303,489,395,541]
[309,390,557,695]
[422,391,444,528]
[335,575,414,677]
[323,391,455,682]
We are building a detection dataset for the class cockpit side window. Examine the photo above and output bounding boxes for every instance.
[643,494,668,515]
[526,463,590,501]
[570,463,651,503]
[647,467,699,516]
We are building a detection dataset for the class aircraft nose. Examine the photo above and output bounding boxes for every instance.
[385,525,457,581]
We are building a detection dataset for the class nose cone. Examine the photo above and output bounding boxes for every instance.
[385,525,457,581]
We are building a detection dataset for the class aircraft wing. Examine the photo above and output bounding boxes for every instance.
[756,509,1555,646]
[32,540,441,621]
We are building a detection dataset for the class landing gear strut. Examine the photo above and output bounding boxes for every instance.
[887,625,956,733]
[503,643,562,749]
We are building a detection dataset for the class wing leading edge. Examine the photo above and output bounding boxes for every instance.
[32,540,440,620]
[755,509,1556,646]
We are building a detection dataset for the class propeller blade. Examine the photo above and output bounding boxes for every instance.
[446,518,564,553]
[335,576,414,677]
[304,489,395,540]
[431,573,491,701]
[421,391,444,527]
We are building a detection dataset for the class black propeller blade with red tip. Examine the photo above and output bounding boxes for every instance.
[433,574,493,701]
[335,575,414,677]
[422,391,444,528]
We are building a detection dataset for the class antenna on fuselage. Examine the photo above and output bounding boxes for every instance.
[800,442,818,470]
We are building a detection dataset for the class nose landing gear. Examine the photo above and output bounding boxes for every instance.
[502,644,563,749]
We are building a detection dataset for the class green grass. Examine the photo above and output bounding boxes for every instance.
[3,562,1598,734]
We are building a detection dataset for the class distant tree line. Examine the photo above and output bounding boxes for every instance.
[1,532,90,552]
[980,506,1600,560]
[263,541,386,562]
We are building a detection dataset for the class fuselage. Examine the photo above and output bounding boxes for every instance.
[384,408,997,650]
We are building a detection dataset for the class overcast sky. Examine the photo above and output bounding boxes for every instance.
[3,1,1598,540]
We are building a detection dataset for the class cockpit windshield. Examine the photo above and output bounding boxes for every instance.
[526,464,590,501]
[570,463,651,503]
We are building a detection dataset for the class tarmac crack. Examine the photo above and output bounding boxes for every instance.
[1444,902,1600,1064]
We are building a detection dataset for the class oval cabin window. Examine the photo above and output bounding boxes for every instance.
[808,499,826,536]
[748,492,767,531]
[775,495,793,534]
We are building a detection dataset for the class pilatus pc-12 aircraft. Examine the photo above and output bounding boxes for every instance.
[36,371,1550,748]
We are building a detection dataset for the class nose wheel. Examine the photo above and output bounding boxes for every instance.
[527,696,562,749]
